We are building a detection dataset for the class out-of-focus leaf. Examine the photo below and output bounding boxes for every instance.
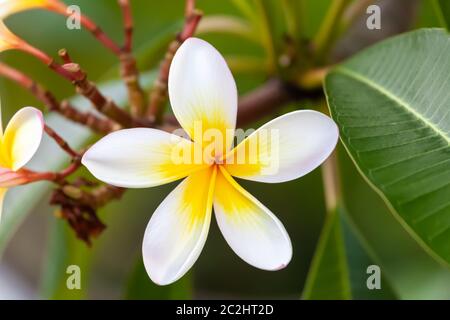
[230,0,258,23]
[253,0,277,72]
[302,207,351,300]
[40,219,92,299]
[302,206,397,300]
[325,29,450,265]
[135,23,184,72]
[197,15,257,42]
[280,0,304,40]
[124,258,192,300]
[341,211,397,299]
[40,218,68,298]
[432,0,450,30]
[225,55,268,74]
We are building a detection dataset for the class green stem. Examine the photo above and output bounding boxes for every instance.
[321,151,341,212]
[313,0,352,63]
[280,0,303,42]
[431,0,449,29]
[254,0,278,74]
[230,0,258,22]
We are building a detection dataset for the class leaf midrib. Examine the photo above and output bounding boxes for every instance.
[335,67,450,144]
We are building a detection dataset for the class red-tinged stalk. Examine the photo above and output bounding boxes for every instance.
[0,62,119,134]
[146,0,202,122]
[118,0,146,117]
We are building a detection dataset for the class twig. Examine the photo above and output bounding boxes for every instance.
[78,13,122,56]
[117,0,146,117]
[146,0,202,122]
[313,0,352,63]
[18,32,141,129]
[0,62,118,134]
[118,0,133,53]
[56,50,137,128]
[19,159,82,185]
[44,125,81,159]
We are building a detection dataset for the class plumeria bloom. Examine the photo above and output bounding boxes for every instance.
[0,105,44,220]
[82,38,338,285]
[0,19,22,52]
[0,0,66,52]
[0,0,66,19]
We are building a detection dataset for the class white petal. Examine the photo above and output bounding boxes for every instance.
[224,110,339,183]
[168,37,237,150]
[142,167,216,285]
[0,0,66,18]
[213,167,292,270]
[82,128,207,188]
[1,107,43,171]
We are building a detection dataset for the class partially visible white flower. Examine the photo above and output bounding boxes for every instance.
[82,38,339,285]
[0,0,66,19]
[0,105,44,220]
[0,20,22,52]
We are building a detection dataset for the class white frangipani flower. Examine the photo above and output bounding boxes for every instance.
[82,38,339,285]
[0,0,66,19]
[0,105,44,220]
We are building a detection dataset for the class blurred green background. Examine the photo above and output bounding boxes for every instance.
[0,0,449,300]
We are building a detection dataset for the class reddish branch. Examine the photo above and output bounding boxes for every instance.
[11,42,138,128]
[21,161,81,185]
[77,13,122,56]
[55,51,136,128]
[0,62,118,134]
[146,0,202,122]
[44,125,81,159]
[118,0,146,117]
[118,0,134,53]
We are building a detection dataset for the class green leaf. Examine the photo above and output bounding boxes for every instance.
[40,219,93,299]
[324,28,450,265]
[432,0,450,30]
[302,207,351,300]
[124,258,192,300]
[302,206,397,300]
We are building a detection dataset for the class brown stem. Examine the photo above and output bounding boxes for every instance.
[0,62,119,134]
[55,53,137,128]
[117,0,146,117]
[54,183,124,209]
[50,183,124,245]
[78,14,122,56]
[20,159,82,185]
[58,48,73,64]
[118,0,133,53]
[17,40,127,131]
[119,53,146,117]
[44,125,81,159]
[146,0,202,122]
[49,3,122,55]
